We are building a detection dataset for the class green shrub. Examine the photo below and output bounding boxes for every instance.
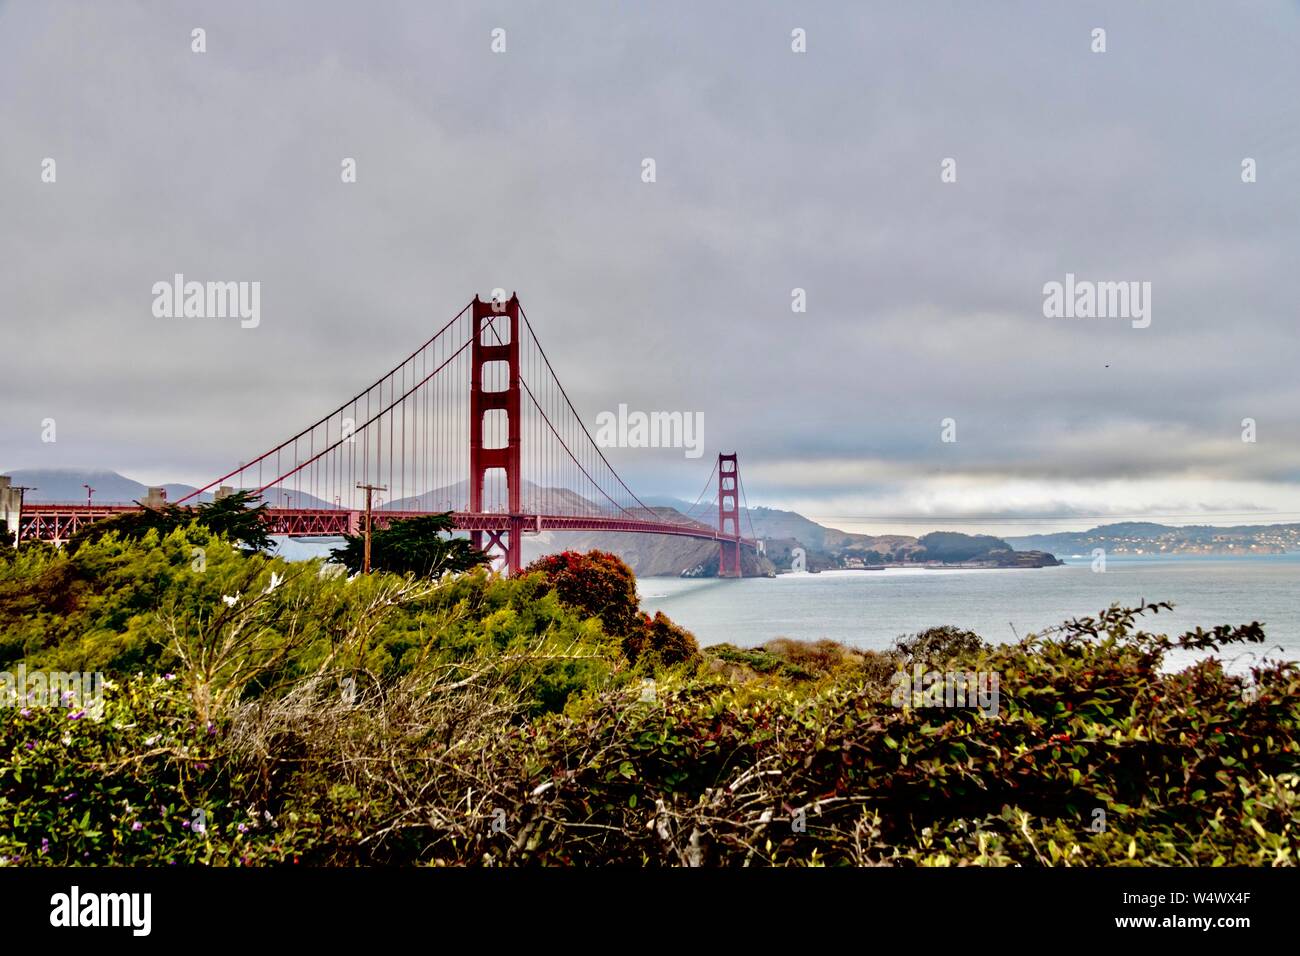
[894,625,987,667]
[0,674,319,866]
[523,550,698,669]
[456,605,1297,865]
[3,521,1296,867]
[625,611,700,669]
[523,550,642,639]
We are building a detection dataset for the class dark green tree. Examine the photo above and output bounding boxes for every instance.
[66,505,184,552]
[66,490,272,553]
[328,513,489,577]
[195,491,273,552]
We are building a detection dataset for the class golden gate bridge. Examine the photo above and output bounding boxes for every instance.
[17,294,759,576]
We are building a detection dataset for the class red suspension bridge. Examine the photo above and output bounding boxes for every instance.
[16,294,760,576]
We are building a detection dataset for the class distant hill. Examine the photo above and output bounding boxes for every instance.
[1,469,198,505]
[1,468,333,509]
[1007,522,1300,556]
[916,532,1014,563]
[644,500,1059,571]
[520,519,775,578]
[386,479,612,515]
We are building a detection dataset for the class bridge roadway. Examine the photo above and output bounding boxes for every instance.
[16,503,757,552]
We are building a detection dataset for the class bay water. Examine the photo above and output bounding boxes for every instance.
[637,554,1300,668]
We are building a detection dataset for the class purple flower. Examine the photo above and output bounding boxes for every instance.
[237,824,247,833]
[182,820,190,829]
[132,822,143,831]
[25,742,34,750]
[67,710,85,721]
[40,838,49,853]
[19,708,31,718]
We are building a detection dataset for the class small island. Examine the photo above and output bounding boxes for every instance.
[761,530,1063,575]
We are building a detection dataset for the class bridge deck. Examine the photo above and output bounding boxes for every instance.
[15,503,756,550]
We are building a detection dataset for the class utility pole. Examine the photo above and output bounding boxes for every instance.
[355,482,386,573]
[83,484,95,507]
[11,486,36,549]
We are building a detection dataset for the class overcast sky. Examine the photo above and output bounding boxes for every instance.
[3,1,1299,536]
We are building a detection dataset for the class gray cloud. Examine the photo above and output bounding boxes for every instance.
[2,1,1299,529]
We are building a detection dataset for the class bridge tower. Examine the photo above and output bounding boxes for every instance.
[469,293,524,573]
[717,452,742,578]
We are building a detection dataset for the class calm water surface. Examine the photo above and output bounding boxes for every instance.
[637,555,1300,667]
